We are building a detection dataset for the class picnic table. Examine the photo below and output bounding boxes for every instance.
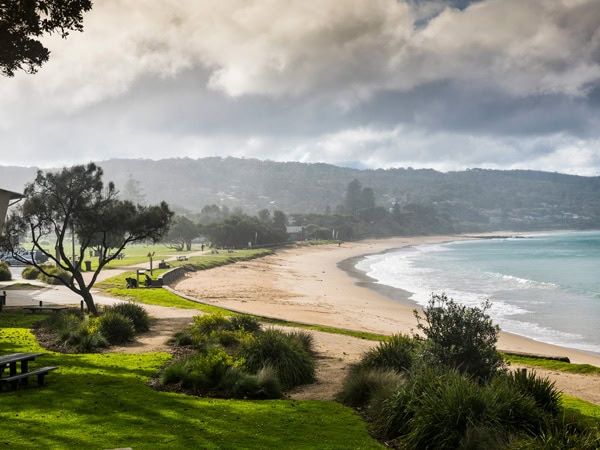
[176,255,188,261]
[0,352,58,390]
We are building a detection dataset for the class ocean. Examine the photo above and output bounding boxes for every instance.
[355,231,600,355]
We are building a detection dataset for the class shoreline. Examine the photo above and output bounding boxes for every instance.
[337,235,600,364]
[174,234,600,367]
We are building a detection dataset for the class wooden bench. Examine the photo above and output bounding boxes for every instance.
[22,305,68,314]
[0,366,58,390]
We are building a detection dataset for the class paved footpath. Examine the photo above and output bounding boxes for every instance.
[0,250,206,309]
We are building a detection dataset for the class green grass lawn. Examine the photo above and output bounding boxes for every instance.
[0,313,382,449]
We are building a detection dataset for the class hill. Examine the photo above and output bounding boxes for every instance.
[1,157,599,232]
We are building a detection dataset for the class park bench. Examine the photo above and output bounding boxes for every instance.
[0,353,58,391]
[176,255,188,261]
[22,305,68,313]
[0,366,59,390]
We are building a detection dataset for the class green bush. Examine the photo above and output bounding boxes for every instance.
[218,365,282,399]
[97,312,135,344]
[338,368,404,409]
[0,262,11,281]
[63,323,109,353]
[287,330,314,354]
[377,364,561,449]
[415,293,505,382]
[355,334,417,374]
[106,302,150,333]
[237,328,315,390]
[40,313,108,353]
[160,361,187,385]
[229,315,261,333]
[168,330,195,346]
[192,313,232,335]
[38,265,70,285]
[497,369,561,416]
[21,265,40,280]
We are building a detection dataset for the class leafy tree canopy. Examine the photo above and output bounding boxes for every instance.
[415,293,505,383]
[1,0,92,77]
[0,163,173,315]
[164,215,199,251]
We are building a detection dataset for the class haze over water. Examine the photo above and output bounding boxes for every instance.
[356,231,600,355]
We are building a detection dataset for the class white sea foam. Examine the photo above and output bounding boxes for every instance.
[354,232,600,355]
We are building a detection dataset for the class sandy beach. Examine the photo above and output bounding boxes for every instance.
[174,235,600,367]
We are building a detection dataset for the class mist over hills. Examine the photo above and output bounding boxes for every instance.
[1,157,599,233]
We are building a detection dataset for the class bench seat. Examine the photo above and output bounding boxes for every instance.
[0,366,58,390]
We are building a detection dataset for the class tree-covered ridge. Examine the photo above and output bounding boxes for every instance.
[2,157,599,233]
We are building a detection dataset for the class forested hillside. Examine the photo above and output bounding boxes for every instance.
[1,157,599,234]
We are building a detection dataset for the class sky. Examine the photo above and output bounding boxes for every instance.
[1,0,600,176]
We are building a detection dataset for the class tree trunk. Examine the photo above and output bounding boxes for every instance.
[81,289,98,316]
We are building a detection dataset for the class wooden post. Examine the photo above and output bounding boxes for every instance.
[0,290,5,312]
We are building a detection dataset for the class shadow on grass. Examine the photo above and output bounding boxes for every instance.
[0,323,381,449]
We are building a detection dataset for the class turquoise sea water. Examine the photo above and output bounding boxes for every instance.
[356,231,600,355]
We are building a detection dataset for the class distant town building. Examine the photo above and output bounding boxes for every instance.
[286,225,305,241]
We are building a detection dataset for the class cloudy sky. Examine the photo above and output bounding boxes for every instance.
[1,0,600,175]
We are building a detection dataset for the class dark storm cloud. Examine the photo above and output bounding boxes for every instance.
[0,0,599,174]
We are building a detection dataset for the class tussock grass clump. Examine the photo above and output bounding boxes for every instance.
[38,265,70,285]
[106,302,150,333]
[237,327,315,389]
[21,265,40,280]
[229,315,262,333]
[0,261,11,281]
[355,334,418,374]
[498,369,562,416]
[338,368,404,409]
[219,365,283,399]
[193,312,231,335]
[97,312,135,344]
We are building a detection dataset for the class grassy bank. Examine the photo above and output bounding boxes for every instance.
[0,312,381,449]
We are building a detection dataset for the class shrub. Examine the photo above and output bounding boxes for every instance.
[415,293,505,382]
[237,328,315,390]
[38,265,70,285]
[192,313,232,335]
[0,262,11,281]
[219,365,283,399]
[287,330,314,354]
[355,334,417,374]
[338,368,405,409]
[97,312,135,344]
[168,330,195,346]
[160,361,187,385]
[498,369,561,416]
[229,315,261,333]
[63,323,109,353]
[106,302,149,333]
[377,364,561,448]
[21,265,40,280]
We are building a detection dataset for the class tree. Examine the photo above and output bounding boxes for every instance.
[121,173,146,205]
[272,210,287,232]
[414,293,505,383]
[164,216,198,251]
[1,0,93,77]
[343,179,363,213]
[0,163,173,315]
[257,208,271,222]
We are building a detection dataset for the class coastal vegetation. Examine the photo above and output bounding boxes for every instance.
[3,158,600,243]
[162,313,315,398]
[337,295,600,449]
